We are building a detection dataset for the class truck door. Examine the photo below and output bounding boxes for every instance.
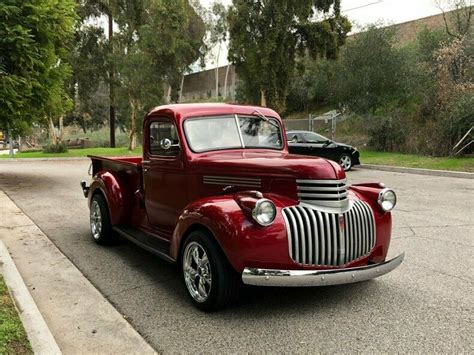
[142,117,187,236]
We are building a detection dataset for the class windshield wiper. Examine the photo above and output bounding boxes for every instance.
[251,109,280,129]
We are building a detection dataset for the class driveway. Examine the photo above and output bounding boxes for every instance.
[0,160,472,353]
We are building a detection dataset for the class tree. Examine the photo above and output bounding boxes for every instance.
[0,0,76,153]
[78,0,119,147]
[0,0,75,129]
[203,1,229,100]
[113,0,205,150]
[228,0,351,112]
[66,24,108,133]
[334,26,413,114]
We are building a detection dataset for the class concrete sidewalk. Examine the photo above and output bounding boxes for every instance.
[0,191,156,354]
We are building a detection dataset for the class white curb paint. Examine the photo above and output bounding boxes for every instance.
[0,241,61,355]
[359,164,474,179]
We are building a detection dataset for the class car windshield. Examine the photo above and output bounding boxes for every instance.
[184,115,283,153]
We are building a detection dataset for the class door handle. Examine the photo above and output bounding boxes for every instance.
[143,160,151,164]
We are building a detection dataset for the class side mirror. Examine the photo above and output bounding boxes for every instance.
[160,138,172,150]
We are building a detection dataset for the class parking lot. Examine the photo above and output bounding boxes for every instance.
[0,159,472,352]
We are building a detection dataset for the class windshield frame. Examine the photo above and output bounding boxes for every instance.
[183,114,284,153]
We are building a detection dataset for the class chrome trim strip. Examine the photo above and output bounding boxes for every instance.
[315,210,324,265]
[242,253,405,287]
[296,179,347,184]
[203,175,261,188]
[297,191,349,199]
[297,185,349,191]
[204,175,260,182]
[281,209,293,259]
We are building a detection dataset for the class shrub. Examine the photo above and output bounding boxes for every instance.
[43,142,68,153]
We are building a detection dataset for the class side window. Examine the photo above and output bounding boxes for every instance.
[149,121,180,157]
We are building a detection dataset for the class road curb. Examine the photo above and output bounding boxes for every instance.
[359,164,474,179]
[0,157,90,162]
[0,191,157,354]
[0,241,61,355]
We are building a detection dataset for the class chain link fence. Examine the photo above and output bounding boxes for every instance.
[282,111,346,139]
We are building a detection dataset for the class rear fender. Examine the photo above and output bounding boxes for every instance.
[88,171,127,225]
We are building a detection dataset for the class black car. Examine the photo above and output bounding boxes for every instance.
[286,130,360,171]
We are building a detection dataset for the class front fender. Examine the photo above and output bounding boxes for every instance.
[170,195,290,272]
[88,171,128,225]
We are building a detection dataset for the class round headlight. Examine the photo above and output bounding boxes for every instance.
[378,188,397,212]
[252,199,276,226]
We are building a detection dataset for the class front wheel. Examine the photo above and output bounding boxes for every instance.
[339,153,353,171]
[181,231,240,311]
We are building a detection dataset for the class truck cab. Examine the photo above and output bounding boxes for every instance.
[82,103,403,311]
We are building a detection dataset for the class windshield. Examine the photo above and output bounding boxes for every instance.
[184,115,283,153]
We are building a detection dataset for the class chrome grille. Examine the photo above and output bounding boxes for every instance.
[281,200,376,266]
[296,179,349,210]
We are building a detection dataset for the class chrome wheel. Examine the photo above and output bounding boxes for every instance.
[90,200,102,240]
[183,241,212,303]
[339,155,352,171]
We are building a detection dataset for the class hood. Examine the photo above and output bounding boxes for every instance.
[188,149,346,180]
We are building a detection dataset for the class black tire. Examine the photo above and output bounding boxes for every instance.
[90,194,115,245]
[339,153,353,171]
[181,230,240,311]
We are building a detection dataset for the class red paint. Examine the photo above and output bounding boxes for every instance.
[87,104,395,272]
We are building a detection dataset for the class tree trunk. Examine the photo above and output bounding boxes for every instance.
[260,89,267,107]
[7,122,14,158]
[178,72,185,103]
[128,100,137,151]
[108,13,116,148]
[223,64,231,99]
[58,116,64,142]
[48,117,58,145]
[165,84,172,104]
[215,43,221,100]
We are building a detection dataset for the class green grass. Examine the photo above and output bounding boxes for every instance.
[2,146,472,172]
[0,276,32,354]
[0,147,142,159]
[360,149,474,172]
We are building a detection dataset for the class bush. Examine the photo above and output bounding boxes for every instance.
[366,114,407,152]
[43,142,68,153]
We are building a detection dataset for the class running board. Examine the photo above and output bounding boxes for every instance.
[113,226,175,264]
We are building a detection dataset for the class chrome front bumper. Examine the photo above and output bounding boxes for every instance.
[242,253,404,287]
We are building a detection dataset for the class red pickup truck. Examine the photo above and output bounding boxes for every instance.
[81,103,404,311]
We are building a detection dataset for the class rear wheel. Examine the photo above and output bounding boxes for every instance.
[90,194,114,244]
[339,153,353,171]
[181,230,240,311]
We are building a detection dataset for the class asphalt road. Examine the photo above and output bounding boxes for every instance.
[0,159,472,353]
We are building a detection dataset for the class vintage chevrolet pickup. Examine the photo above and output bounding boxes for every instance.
[81,103,404,311]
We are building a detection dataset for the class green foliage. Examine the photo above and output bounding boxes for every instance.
[43,142,68,153]
[0,0,76,135]
[228,0,351,112]
[66,23,108,132]
[0,276,32,354]
[335,26,412,113]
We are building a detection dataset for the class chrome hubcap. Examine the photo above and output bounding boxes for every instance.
[340,155,351,170]
[183,242,212,303]
[90,201,102,240]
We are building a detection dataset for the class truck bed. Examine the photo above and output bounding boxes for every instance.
[88,155,142,175]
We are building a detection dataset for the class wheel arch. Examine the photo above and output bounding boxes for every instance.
[88,172,126,225]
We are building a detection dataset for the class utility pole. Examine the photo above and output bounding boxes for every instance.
[108,11,116,148]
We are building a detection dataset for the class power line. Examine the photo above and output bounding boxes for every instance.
[343,0,383,13]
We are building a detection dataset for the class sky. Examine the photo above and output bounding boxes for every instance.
[200,0,448,69]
